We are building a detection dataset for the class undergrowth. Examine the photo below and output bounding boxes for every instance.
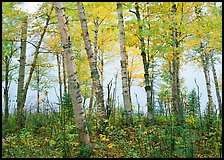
[2,109,222,158]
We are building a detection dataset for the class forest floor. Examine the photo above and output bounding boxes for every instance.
[2,113,222,158]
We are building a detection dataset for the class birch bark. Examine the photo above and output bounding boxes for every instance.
[77,2,107,133]
[117,2,133,124]
[54,2,92,153]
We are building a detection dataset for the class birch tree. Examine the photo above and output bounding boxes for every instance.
[117,2,133,125]
[200,42,214,115]
[16,4,53,129]
[16,15,28,129]
[211,52,222,116]
[77,2,107,133]
[54,2,92,157]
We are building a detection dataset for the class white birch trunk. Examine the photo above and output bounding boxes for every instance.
[54,2,92,150]
[117,2,132,124]
[77,2,106,133]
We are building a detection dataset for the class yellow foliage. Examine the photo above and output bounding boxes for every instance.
[99,134,109,141]
[185,116,195,124]
[107,143,114,149]
[132,73,144,79]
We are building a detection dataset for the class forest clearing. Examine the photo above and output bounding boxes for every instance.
[2,2,222,158]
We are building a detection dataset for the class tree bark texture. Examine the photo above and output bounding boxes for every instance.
[170,4,183,125]
[117,2,133,124]
[211,53,222,116]
[77,2,106,132]
[200,42,214,115]
[16,15,28,129]
[54,2,92,152]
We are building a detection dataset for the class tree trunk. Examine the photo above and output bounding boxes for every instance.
[54,2,92,156]
[77,2,107,133]
[200,42,214,115]
[88,82,94,116]
[135,93,140,115]
[62,53,67,94]
[17,7,53,129]
[16,15,28,129]
[211,53,222,116]
[99,49,104,86]
[117,2,132,125]
[150,72,154,115]
[56,53,63,110]
[4,55,9,123]
[93,20,104,86]
[37,65,40,113]
[170,4,183,126]
[134,2,152,120]
[3,40,15,123]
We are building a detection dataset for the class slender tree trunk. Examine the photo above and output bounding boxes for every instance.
[4,33,15,124]
[77,2,107,133]
[170,4,183,126]
[211,53,222,116]
[149,63,155,118]
[133,2,152,120]
[117,2,132,125]
[37,65,40,113]
[62,53,67,94]
[93,22,99,59]
[17,7,53,129]
[17,15,28,129]
[93,17,105,86]
[200,42,214,115]
[99,49,104,85]
[88,82,94,116]
[164,101,167,117]
[56,52,63,124]
[194,79,203,128]
[93,21,104,86]
[4,55,9,123]
[135,93,140,115]
[56,53,63,108]
[54,2,92,155]
[128,58,134,96]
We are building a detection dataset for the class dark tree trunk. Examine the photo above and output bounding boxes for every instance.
[37,65,40,113]
[56,53,63,108]
[62,53,67,95]
[211,53,222,116]
[133,2,152,120]
[170,4,183,126]
[4,55,9,123]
